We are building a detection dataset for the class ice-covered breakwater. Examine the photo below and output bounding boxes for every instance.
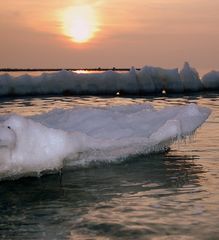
[0,62,219,96]
[0,103,211,180]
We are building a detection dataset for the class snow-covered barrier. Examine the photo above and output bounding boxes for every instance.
[136,66,184,93]
[180,62,203,92]
[0,103,210,180]
[201,71,219,90]
[0,62,218,96]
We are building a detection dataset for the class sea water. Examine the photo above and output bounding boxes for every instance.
[0,93,219,239]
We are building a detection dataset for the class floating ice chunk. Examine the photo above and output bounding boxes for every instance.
[0,115,78,177]
[180,62,203,92]
[201,71,219,90]
[0,125,16,150]
[149,119,181,144]
[0,125,17,168]
[175,103,210,135]
[0,104,210,180]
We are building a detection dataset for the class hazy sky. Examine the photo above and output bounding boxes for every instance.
[1,0,219,73]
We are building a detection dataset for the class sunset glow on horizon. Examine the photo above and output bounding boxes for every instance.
[1,0,219,72]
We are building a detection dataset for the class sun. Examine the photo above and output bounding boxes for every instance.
[62,5,99,43]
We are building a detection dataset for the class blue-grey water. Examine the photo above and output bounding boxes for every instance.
[0,93,219,240]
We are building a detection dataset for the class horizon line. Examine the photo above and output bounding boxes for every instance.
[0,67,141,72]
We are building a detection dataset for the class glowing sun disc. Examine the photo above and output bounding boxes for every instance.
[62,5,98,43]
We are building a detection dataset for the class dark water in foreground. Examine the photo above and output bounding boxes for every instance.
[0,93,219,240]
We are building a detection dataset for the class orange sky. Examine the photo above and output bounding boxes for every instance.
[1,0,219,73]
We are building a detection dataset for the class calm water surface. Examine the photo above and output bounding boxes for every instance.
[0,93,219,240]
